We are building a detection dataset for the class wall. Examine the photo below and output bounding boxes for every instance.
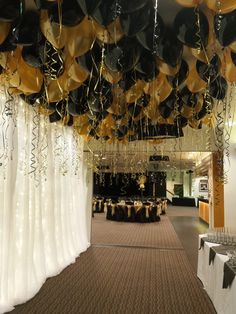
[192,176,209,199]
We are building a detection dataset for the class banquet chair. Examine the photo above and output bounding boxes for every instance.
[135,205,147,223]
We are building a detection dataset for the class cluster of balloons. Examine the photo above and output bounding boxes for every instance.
[0,0,236,142]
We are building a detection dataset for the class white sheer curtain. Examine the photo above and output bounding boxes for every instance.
[0,96,92,313]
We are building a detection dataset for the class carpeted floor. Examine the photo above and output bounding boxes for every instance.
[11,211,216,314]
[92,214,183,249]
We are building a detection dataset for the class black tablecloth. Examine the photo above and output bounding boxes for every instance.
[172,197,196,207]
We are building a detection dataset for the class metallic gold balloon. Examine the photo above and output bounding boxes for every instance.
[0,21,11,45]
[125,80,145,103]
[64,53,89,83]
[102,66,122,84]
[205,0,236,14]
[186,61,207,93]
[222,47,236,82]
[67,17,95,57]
[158,60,179,76]
[40,10,67,49]
[17,56,44,94]
[93,18,124,44]
[176,0,203,7]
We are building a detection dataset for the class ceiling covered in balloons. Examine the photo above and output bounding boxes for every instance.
[0,0,236,143]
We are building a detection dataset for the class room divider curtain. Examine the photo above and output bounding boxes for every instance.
[0,96,92,313]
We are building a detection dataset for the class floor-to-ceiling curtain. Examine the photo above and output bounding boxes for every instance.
[0,96,92,313]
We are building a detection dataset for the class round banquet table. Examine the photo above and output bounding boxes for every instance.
[106,202,160,223]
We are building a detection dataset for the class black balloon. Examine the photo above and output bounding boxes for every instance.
[20,90,44,105]
[116,125,128,138]
[68,83,90,115]
[48,0,84,27]
[34,0,54,10]
[209,76,228,100]
[0,0,23,22]
[174,8,209,49]
[0,30,16,52]
[92,0,117,27]
[196,54,221,82]
[176,116,188,128]
[49,111,62,123]
[105,38,141,73]
[120,4,151,37]
[136,15,165,52]
[76,41,101,73]
[12,10,41,46]
[158,91,176,119]
[135,49,158,81]
[214,10,236,47]
[77,0,102,16]
[47,99,65,111]
[40,41,64,79]
[231,51,236,66]
[120,0,149,14]
[168,60,189,87]
[180,86,198,108]
[22,44,42,68]
[67,115,74,126]
[136,94,150,108]
[157,27,183,67]
[119,71,136,91]
[128,103,142,118]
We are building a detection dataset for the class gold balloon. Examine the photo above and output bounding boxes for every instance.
[40,10,67,49]
[102,66,122,84]
[46,79,65,102]
[176,0,203,7]
[158,60,179,76]
[222,47,236,82]
[17,57,44,94]
[144,73,166,98]
[107,87,126,115]
[0,21,10,45]
[93,18,124,44]
[67,17,96,57]
[73,115,88,127]
[125,80,145,103]
[143,100,159,121]
[64,54,89,83]
[230,41,236,52]
[186,60,207,93]
[159,77,172,102]
[205,0,236,14]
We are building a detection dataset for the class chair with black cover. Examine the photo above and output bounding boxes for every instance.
[135,205,147,223]
[114,204,125,221]
[106,203,113,220]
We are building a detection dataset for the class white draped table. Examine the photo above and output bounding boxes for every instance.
[197,234,236,314]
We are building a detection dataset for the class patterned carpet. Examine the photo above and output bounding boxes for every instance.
[92,214,183,249]
[11,214,216,314]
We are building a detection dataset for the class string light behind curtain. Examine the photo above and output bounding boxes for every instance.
[0,96,93,313]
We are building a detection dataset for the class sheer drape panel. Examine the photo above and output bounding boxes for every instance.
[0,98,92,313]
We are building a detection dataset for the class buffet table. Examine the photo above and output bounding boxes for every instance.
[172,197,196,206]
[197,235,236,314]
[198,199,209,224]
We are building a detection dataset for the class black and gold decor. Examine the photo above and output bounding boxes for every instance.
[0,0,236,144]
